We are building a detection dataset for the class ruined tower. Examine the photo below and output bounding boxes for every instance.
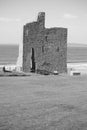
[22,12,67,73]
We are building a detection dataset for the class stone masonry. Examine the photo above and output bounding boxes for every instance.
[23,12,67,73]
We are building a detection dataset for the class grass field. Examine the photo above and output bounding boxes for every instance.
[0,75,87,130]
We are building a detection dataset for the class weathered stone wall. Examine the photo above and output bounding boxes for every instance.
[36,28,67,73]
[23,12,67,73]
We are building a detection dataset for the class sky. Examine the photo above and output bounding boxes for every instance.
[0,0,87,45]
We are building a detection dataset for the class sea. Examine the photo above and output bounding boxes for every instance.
[0,44,87,65]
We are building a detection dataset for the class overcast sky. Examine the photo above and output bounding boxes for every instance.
[0,0,87,44]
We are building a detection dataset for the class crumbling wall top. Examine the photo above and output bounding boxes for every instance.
[37,12,45,29]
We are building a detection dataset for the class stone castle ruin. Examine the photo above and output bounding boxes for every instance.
[17,12,67,74]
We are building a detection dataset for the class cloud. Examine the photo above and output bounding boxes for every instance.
[0,17,21,22]
[63,14,78,19]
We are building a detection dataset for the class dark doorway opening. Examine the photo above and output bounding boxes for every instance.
[31,48,36,72]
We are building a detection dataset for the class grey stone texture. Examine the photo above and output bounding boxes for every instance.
[23,12,67,73]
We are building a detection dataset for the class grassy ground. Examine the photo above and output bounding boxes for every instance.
[0,75,87,129]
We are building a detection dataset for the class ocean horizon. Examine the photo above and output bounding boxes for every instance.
[0,44,87,65]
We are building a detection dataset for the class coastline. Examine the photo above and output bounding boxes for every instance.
[0,62,87,76]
